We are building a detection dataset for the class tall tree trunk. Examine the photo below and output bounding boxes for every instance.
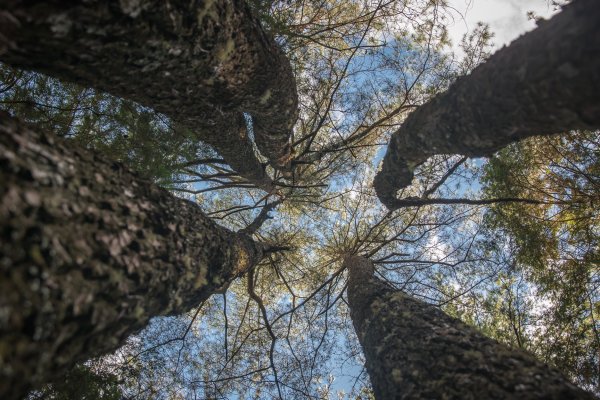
[0,0,298,188]
[0,113,264,400]
[205,112,274,190]
[345,256,595,399]
[374,0,600,209]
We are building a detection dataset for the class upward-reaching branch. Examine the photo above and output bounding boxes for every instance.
[0,0,298,188]
[239,199,283,235]
[374,0,600,209]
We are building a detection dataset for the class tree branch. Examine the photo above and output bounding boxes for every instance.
[374,0,600,208]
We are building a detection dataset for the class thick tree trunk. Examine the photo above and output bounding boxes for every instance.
[0,0,298,187]
[205,112,274,190]
[0,113,263,400]
[345,256,595,399]
[374,0,600,209]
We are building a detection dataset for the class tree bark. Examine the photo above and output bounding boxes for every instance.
[0,0,298,188]
[345,256,596,399]
[205,112,274,191]
[0,112,263,400]
[373,0,600,209]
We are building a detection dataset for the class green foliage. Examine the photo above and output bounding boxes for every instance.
[29,365,122,400]
[482,132,599,284]
[476,131,600,389]
[0,64,208,186]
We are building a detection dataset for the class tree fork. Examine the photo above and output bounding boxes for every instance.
[374,0,600,209]
[0,113,263,400]
[345,256,595,399]
[0,0,298,186]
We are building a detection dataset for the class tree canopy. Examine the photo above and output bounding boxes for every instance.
[1,0,599,398]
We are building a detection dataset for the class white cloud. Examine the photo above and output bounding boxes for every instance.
[445,0,560,53]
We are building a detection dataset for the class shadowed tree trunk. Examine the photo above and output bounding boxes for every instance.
[345,256,596,399]
[0,113,264,400]
[374,0,600,209]
[206,112,274,189]
[0,0,298,189]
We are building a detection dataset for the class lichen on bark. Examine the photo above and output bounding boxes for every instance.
[0,113,263,400]
[345,256,596,399]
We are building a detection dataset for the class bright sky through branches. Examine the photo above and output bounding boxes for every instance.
[446,0,560,53]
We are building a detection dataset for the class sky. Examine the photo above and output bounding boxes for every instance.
[445,0,560,53]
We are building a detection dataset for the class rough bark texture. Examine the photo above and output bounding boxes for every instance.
[345,256,596,400]
[206,112,273,190]
[0,0,298,186]
[0,113,263,400]
[374,0,600,209]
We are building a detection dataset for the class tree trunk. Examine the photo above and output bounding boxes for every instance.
[0,0,298,187]
[204,112,275,191]
[345,256,595,399]
[0,112,263,400]
[374,0,600,209]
